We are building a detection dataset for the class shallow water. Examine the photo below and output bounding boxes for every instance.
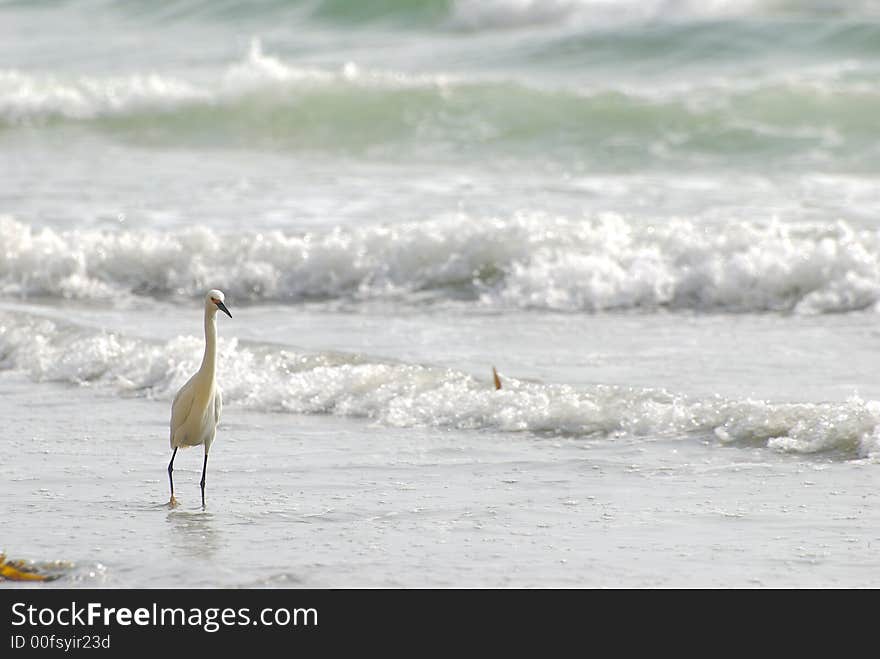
[3,0,880,587]
[5,373,880,588]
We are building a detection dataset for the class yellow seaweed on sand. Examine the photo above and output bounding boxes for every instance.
[0,553,56,582]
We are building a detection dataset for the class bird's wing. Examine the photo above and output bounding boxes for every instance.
[170,375,196,441]
[214,387,222,427]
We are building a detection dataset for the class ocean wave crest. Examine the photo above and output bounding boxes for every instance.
[2,311,879,459]
[449,0,880,29]
[4,214,880,314]
[2,40,879,164]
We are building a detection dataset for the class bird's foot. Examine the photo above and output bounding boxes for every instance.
[168,495,179,509]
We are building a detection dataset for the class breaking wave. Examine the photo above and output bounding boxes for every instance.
[4,214,880,314]
[1,310,879,459]
[2,39,879,165]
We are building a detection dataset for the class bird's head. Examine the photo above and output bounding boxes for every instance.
[206,289,232,318]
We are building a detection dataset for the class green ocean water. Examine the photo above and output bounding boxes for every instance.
[2,0,880,170]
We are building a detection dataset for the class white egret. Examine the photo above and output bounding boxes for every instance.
[167,289,232,509]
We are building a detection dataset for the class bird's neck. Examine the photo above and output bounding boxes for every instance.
[199,309,217,381]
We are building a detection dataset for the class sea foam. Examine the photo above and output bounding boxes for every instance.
[1,311,878,459]
[3,214,880,314]
[0,40,452,126]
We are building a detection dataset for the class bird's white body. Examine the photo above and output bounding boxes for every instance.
[169,371,222,451]
[167,289,231,508]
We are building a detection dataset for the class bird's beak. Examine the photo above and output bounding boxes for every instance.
[216,301,232,318]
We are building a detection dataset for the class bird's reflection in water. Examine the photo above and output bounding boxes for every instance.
[166,510,220,558]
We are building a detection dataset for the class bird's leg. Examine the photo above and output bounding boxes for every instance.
[200,452,209,510]
[167,447,179,508]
